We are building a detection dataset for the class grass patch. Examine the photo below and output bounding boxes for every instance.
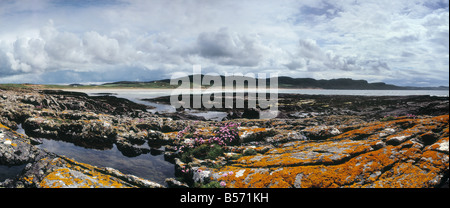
[181,144,224,162]
[0,84,32,90]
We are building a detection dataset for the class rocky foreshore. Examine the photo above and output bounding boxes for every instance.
[0,87,182,187]
[1,87,448,188]
[0,122,163,188]
[182,115,449,188]
[145,93,449,120]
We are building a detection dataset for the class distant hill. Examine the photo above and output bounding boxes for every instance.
[101,75,449,90]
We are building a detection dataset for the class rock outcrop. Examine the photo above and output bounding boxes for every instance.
[144,93,449,120]
[1,87,448,188]
[222,116,448,187]
[0,123,164,188]
[172,115,449,188]
[0,88,190,157]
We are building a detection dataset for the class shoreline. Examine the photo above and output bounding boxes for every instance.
[51,87,449,97]
[47,86,450,91]
[2,83,447,92]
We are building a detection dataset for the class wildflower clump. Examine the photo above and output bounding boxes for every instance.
[175,122,241,162]
[212,122,240,146]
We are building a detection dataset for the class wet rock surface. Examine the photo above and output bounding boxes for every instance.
[1,87,448,188]
[0,88,189,154]
[0,123,163,188]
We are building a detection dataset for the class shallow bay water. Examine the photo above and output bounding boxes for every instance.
[68,88,449,120]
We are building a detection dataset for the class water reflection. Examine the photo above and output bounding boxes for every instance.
[37,139,174,186]
[185,110,228,121]
[17,124,174,186]
[0,164,26,182]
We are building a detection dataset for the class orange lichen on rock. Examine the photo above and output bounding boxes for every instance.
[234,139,374,168]
[238,127,269,137]
[29,157,161,188]
[40,167,127,188]
[332,120,393,140]
[0,123,10,130]
[211,115,449,188]
[37,157,129,188]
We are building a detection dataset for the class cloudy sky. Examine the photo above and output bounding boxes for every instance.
[0,0,448,86]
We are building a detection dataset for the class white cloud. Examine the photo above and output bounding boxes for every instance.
[0,37,46,75]
[44,31,86,65]
[0,0,448,86]
[83,31,121,64]
[286,0,449,85]
[286,39,365,73]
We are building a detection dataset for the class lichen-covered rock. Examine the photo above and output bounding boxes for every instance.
[14,156,164,188]
[0,122,164,188]
[2,87,449,188]
[209,115,449,188]
[0,123,46,165]
[165,178,189,188]
[0,88,179,156]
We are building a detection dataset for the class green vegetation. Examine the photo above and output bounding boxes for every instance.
[0,84,32,90]
[181,144,224,162]
[243,148,258,156]
[228,154,243,161]
[381,116,397,121]
[41,82,178,89]
[0,81,178,90]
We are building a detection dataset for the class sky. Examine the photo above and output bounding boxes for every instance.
[0,0,448,87]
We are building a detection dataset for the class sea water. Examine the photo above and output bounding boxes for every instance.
[15,124,174,186]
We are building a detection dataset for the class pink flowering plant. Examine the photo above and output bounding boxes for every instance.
[175,122,241,162]
[212,122,241,146]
